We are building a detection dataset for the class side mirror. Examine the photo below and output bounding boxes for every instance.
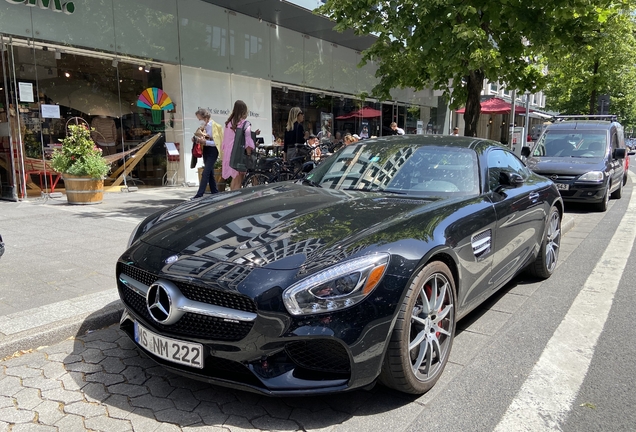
[614,148,626,159]
[499,171,524,189]
[629,151,635,156]
[521,146,531,158]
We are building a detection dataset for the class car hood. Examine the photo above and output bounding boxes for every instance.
[132,184,439,272]
[525,157,604,175]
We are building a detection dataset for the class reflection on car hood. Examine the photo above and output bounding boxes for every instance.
[136,184,437,272]
[526,157,604,175]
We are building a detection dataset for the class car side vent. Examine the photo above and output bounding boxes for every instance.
[471,230,492,258]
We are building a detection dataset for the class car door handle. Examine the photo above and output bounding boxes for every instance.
[529,192,539,200]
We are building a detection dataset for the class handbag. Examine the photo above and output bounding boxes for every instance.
[192,140,203,158]
[229,121,250,171]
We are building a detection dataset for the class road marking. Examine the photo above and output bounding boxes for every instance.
[494,171,636,431]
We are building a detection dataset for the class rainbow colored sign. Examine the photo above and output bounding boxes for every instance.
[137,88,174,124]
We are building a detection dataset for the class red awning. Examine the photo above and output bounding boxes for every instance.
[456,97,527,115]
[336,106,382,119]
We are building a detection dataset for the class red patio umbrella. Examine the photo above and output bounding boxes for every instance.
[336,106,382,119]
[455,97,527,115]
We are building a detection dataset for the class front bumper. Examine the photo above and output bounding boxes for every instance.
[117,261,406,396]
[554,182,606,203]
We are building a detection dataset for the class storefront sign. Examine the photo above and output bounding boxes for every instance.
[18,82,34,102]
[6,0,76,15]
[41,104,61,118]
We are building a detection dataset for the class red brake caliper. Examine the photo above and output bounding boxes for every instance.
[424,283,442,338]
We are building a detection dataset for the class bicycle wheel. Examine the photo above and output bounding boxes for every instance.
[277,172,296,182]
[242,173,271,188]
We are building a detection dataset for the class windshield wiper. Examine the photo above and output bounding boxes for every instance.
[301,179,322,188]
[342,187,407,195]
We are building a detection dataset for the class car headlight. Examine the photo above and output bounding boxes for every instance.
[283,254,390,316]
[127,221,143,248]
[578,171,604,182]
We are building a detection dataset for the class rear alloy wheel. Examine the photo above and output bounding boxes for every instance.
[380,261,455,394]
[595,185,610,212]
[611,179,623,199]
[528,206,561,279]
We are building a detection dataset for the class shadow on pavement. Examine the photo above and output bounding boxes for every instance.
[65,307,417,430]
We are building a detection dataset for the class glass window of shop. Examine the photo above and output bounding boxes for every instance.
[0,41,178,199]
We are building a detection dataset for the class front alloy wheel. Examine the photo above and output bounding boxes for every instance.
[528,205,560,279]
[380,261,456,394]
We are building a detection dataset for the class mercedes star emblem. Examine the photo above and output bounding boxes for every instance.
[550,175,559,181]
[146,282,173,324]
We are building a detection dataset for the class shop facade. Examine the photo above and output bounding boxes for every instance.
[0,0,445,201]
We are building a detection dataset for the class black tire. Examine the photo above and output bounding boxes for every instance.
[527,206,561,279]
[624,173,628,186]
[242,173,270,188]
[611,179,623,199]
[379,261,456,394]
[595,184,610,212]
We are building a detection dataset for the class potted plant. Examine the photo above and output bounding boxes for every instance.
[50,124,110,205]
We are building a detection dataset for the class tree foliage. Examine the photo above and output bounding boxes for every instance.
[317,0,626,136]
[544,7,636,129]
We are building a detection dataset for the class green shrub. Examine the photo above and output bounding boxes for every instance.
[50,124,110,179]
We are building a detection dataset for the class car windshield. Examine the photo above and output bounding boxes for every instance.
[305,142,480,197]
[533,129,608,159]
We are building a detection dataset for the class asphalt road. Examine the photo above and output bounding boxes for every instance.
[1,170,635,432]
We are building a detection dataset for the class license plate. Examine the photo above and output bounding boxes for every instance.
[555,183,569,191]
[134,321,203,369]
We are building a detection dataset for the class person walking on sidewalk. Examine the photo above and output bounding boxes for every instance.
[284,107,304,161]
[222,100,256,191]
[192,109,218,199]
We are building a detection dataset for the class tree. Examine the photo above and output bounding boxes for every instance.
[317,0,625,136]
[544,8,636,129]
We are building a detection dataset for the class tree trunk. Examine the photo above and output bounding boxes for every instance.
[463,69,485,136]
[589,60,599,115]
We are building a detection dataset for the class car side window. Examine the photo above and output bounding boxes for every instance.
[487,149,529,191]
[611,133,619,158]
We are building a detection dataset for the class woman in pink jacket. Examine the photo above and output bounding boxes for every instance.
[222,100,256,190]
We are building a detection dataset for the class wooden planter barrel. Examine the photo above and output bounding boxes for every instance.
[63,174,104,205]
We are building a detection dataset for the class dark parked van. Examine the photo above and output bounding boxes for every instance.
[522,116,628,212]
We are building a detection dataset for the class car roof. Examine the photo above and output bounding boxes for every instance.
[546,120,618,131]
[361,135,503,152]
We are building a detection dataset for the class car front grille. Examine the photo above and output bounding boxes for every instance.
[117,263,256,342]
[285,339,351,374]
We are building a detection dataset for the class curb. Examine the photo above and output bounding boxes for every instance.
[0,302,123,359]
[562,215,575,236]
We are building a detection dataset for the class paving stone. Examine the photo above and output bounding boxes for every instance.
[83,382,110,404]
[130,394,176,411]
[99,357,127,374]
[233,392,264,406]
[103,347,139,359]
[258,398,293,420]
[58,372,87,391]
[221,401,266,419]
[40,388,83,404]
[168,388,200,412]
[167,376,209,391]
[122,355,156,369]
[81,327,122,343]
[194,402,229,426]
[0,397,11,410]
[108,383,149,398]
[14,387,42,410]
[84,340,119,351]
[33,400,65,425]
[103,394,136,420]
[182,425,229,432]
[223,414,256,431]
[252,415,301,431]
[12,424,57,432]
[1,352,47,369]
[0,376,23,397]
[4,366,42,380]
[193,388,237,405]
[21,376,62,392]
[458,308,512,336]
[154,423,182,432]
[122,366,148,385]
[46,353,82,363]
[0,421,6,432]
[155,407,203,426]
[54,412,86,431]
[64,400,108,418]
[84,415,133,432]
[448,330,491,366]
[64,361,103,374]
[145,376,175,398]
[80,348,107,364]
[289,408,348,430]
[284,397,330,412]
[324,391,375,415]
[146,366,174,378]
[40,340,78,356]
[85,371,126,386]
[40,362,68,380]
[126,407,162,432]
[0,407,35,423]
[116,336,138,350]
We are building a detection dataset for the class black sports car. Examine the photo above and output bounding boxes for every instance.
[117,136,563,396]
